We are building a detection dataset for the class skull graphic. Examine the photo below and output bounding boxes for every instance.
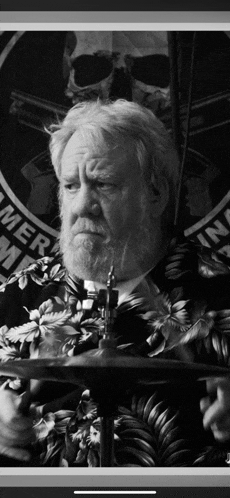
[63,31,170,113]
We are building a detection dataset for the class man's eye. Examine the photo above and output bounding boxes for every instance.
[64,183,80,192]
[96,182,115,191]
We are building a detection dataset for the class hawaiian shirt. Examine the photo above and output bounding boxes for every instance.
[0,235,230,467]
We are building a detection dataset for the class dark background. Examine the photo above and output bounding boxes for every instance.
[0,30,230,281]
[1,31,230,229]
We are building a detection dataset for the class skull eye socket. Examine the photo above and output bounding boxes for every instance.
[131,54,170,87]
[72,54,113,87]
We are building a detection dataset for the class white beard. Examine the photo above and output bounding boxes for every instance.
[59,198,162,283]
[60,231,114,282]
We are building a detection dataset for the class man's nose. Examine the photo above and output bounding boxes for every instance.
[72,185,101,217]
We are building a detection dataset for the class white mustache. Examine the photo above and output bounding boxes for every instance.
[72,219,107,237]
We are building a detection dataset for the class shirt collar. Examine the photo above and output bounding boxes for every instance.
[84,268,153,306]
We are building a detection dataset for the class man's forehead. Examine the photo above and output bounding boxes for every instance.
[61,130,136,168]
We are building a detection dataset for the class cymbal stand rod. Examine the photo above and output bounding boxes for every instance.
[97,266,118,466]
[100,414,115,467]
[18,379,32,414]
[103,265,117,340]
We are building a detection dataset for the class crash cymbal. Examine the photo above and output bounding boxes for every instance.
[0,347,229,390]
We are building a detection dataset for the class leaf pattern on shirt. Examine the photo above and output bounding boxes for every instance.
[0,237,230,466]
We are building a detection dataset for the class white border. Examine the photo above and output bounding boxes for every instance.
[1,23,230,30]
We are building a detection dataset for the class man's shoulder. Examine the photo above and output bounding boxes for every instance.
[0,255,65,295]
[147,234,230,319]
[151,235,230,286]
[0,255,66,329]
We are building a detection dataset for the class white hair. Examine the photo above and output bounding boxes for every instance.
[48,99,180,229]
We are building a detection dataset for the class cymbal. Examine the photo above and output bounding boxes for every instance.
[0,348,229,390]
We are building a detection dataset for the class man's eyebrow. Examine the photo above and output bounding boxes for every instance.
[61,172,116,183]
[61,173,79,182]
[89,171,118,182]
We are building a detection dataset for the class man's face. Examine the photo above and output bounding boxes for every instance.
[59,130,159,282]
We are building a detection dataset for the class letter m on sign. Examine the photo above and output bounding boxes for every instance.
[0,236,21,269]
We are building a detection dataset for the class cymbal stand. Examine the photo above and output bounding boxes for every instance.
[86,266,119,467]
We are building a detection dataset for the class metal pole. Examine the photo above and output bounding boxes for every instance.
[167,31,182,161]
[100,415,115,467]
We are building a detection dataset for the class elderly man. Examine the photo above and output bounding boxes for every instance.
[0,99,230,466]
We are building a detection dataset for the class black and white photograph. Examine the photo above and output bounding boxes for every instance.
[0,29,230,476]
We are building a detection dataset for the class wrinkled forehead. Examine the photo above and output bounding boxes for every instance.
[69,31,168,57]
[62,128,137,166]
[66,125,136,153]
[60,129,141,183]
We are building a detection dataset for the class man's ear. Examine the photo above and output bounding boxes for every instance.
[150,176,169,217]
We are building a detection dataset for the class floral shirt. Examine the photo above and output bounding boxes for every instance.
[0,235,230,467]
